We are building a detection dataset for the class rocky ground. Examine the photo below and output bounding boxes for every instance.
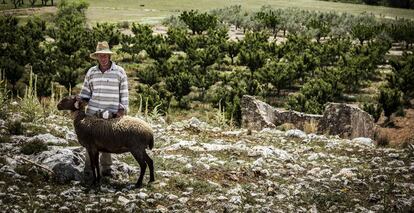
[0,114,413,212]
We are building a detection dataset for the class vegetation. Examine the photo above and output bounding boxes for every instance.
[321,0,414,9]
[0,1,413,126]
[20,139,48,155]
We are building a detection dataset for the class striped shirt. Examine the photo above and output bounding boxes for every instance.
[79,62,128,116]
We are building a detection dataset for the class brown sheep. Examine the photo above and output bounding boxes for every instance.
[57,95,154,188]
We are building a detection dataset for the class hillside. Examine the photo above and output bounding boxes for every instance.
[0,112,413,212]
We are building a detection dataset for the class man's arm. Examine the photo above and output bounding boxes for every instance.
[117,73,129,117]
[79,73,92,102]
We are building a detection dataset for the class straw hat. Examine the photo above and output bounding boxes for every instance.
[90,41,114,59]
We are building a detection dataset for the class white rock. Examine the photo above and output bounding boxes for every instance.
[333,168,357,179]
[59,206,70,211]
[285,129,307,139]
[388,153,399,158]
[138,192,148,199]
[167,194,178,200]
[188,117,203,127]
[216,195,227,201]
[117,196,130,205]
[178,197,189,204]
[185,163,193,170]
[352,137,374,147]
[30,133,68,145]
[153,193,164,199]
[65,131,77,141]
[229,195,242,204]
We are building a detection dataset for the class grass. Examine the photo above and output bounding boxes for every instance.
[1,0,413,24]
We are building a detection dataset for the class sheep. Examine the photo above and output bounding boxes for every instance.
[57,95,154,188]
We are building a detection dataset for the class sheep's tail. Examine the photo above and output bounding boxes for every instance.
[148,134,154,150]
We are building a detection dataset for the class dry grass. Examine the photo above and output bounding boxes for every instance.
[303,119,318,134]
[277,122,296,131]
[2,0,414,24]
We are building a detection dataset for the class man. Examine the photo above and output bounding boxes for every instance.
[79,41,129,178]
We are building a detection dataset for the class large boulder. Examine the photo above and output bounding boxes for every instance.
[34,147,85,183]
[318,103,376,139]
[241,95,277,130]
[241,95,322,130]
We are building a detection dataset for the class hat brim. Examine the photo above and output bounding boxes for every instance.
[90,50,114,59]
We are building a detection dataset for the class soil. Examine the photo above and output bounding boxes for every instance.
[0,6,57,16]
[378,108,414,146]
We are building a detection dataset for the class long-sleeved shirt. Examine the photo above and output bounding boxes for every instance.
[79,62,128,116]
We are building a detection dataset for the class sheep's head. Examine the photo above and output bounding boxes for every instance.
[57,95,86,111]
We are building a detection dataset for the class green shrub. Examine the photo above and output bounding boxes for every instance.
[378,86,403,118]
[20,139,48,155]
[6,118,24,135]
[287,79,333,114]
[362,102,382,122]
[117,21,130,29]
[134,83,172,114]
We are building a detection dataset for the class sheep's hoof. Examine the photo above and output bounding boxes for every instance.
[148,179,155,183]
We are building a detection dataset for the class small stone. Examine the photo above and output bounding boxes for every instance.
[58,206,70,212]
[167,194,178,200]
[137,192,148,199]
[352,137,374,147]
[153,193,163,199]
[117,196,130,205]
[156,205,168,213]
[178,197,189,204]
[229,196,242,204]
[285,129,307,139]
[388,153,399,159]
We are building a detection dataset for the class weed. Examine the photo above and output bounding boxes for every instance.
[0,156,6,165]
[214,99,228,128]
[14,164,50,183]
[20,139,48,155]
[0,134,11,143]
[19,67,43,122]
[24,123,48,137]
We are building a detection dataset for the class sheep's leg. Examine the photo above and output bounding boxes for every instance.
[131,151,146,188]
[94,152,101,184]
[87,149,97,184]
[89,148,100,185]
[144,151,155,183]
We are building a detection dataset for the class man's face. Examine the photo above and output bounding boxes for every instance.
[97,54,111,67]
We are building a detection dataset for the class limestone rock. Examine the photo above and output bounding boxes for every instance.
[34,147,84,183]
[241,95,322,131]
[318,103,376,139]
[29,133,68,145]
[241,95,277,130]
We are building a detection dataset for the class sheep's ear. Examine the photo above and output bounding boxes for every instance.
[74,101,80,109]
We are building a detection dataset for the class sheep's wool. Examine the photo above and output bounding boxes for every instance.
[79,115,152,136]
